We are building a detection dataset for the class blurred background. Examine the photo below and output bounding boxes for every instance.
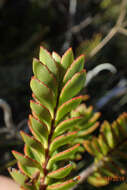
[0,0,127,189]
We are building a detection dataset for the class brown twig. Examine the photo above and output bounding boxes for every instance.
[89,0,127,58]
[118,27,127,36]
[71,160,104,190]
[70,16,92,34]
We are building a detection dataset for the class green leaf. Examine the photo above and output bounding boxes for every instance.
[52,52,61,63]
[47,176,80,190]
[29,115,48,148]
[63,55,85,84]
[59,70,86,106]
[101,121,115,149]
[47,163,73,179]
[50,132,77,154]
[88,172,109,187]
[20,131,45,163]
[12,151,42,178]
[61,48,74,71]
[54,116,83,137]
[9,168,27,186]
[47,144,80,169]
[55,95,88,124]
[98,134,109,156]
[33,58,57,96]
[30,100,52,129]
[83,140,96,156]
[24,145,42,163]
[78,122,99,137]
[30,77,55,117]
[39,46,58,76]
[117,113,127,137]
[92,138,103,159]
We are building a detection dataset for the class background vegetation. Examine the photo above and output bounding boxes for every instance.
[0,0,127,189]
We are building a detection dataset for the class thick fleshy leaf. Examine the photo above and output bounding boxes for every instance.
[9,170,36,190]
[12,151,42,178]
[47,176,80,190]
[30,100,52,128]
[47,163,73,179]
[112,121,123,140]
[83,140,95,156]
[29,115,48,148]
[30,77,55,116]
[117,113,127,137]
[61,48,74,70]
[9,168,27,186]
[59,70,86,106]
[39,46,58,76]
[20,131,45,163]
[78,122,99,137]
[47,144,80,169]
[63,55,85,84]
[54,117,83,137]
[71,105,93,124]
[92,138,103,159]
[98,134,109,156]
[33,58,57,95]
[88,173,109,187]
[24,145,42,163]
[101,121,115,149]
[50,132,77,154]
[55,95,88,124]
[52,52,61,63]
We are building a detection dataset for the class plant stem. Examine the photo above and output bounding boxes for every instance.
[71,160,104,190]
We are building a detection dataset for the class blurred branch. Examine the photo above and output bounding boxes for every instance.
[72,160,104,190]
[61,0,77,52]
[0,99,20,139]
[70,16,92,34]
[116,0,127,26]
[0,99,15,131]
[89,27,117,58]
[118,27,127,36]
[89,0,127,58]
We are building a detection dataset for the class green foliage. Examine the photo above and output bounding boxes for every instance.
[9,46,127,190]
[84,113,127,187]
[9,47,99,190]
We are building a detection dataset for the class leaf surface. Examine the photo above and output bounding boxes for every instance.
[50,132,77,154]
[33,58,57,95]
[54,117,83,137]
[59,70,86,106]
[30,100,51,128]
[39,46,58,76]
[29,115,48,148]
[61,48,74,70]
[47,176,80,190]
[30,77,55,116]
[47,163,73,179]
[55,95,88,124]
[63,55,85,84]
[47,144,80,169]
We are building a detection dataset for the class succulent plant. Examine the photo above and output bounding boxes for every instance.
[9,47,100,190]
[9,47,127,190]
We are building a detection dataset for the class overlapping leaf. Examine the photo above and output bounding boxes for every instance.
[84,113,127,187]
[9,46,100,190]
